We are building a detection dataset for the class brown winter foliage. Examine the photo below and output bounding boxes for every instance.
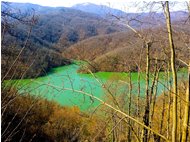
[64,27,189,73]
[1,1,190,142]
[1,87,106,142]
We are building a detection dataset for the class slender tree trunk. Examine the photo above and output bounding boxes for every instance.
[151,70,160,142]
[127,71,132,142]
[150,69,160,123]
[158,70,167,142]
[148,59,158,141]
[142,42,151,142]
[137,49,142,138]
[158,92,166,142]
[137,67,141,137]
[181,2,190,142]
[164,2,178,142]
[179,89,182,142]
[149,59,158,106]
[166,63,171,140]
[181,62,190,142]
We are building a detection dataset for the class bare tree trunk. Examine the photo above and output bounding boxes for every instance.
[149,62,160,141]
[152,71,160,142]
[164,2,178,142]
[179,89,182,142]
[150,69,160,124]
[149,59,158,107]
[137,49,142,138]
[181,62,190,142]
[158,92,166,142]
[166,63,171,140]
[137,66,141,137]
[127,71,132,142]
[158,70,167,142]
[142,42,151,142]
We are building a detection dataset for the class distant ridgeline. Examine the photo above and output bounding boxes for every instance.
[1,2,189,79]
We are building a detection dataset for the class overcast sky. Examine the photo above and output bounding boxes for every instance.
[2,0,188,12]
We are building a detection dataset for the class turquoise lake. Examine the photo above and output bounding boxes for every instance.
[6,64,187,110]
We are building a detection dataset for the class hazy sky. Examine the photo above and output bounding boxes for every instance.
[2,0,188,12]
[3,0,135,7]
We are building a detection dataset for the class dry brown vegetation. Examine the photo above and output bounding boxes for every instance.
[1,1,190,142]
[1,87,106,142]
[64,27,189,73]
[2,77,189,142]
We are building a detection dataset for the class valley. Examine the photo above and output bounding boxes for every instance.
[1,1,190,142]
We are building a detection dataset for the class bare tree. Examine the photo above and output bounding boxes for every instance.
[181,62,190,142]
[181,2,190,141]
[127,70,132,142]
[142,41,152,142]
[163,2,178,142]
[166,62,172,139]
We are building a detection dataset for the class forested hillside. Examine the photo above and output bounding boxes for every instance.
[6,2,125,48]
[1,2,125,79]
[1,1,190,142]
[64,26,189,73]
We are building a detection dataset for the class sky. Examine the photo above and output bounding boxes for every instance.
[2,0,188,12]
[2,0,142,12]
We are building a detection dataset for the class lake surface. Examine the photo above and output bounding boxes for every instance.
[7,64,187,110]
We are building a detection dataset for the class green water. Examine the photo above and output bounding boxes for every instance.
[6,64,187,110]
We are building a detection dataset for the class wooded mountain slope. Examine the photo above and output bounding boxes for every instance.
[6,2,126,48]
[64,26,190,72]
[1,2,125,79]
[1,2,189,79]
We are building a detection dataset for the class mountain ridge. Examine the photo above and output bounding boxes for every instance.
[72,2,127,17]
